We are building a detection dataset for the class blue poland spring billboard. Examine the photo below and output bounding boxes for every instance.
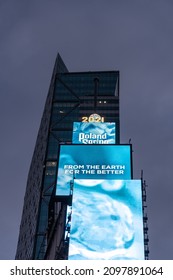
[72,122,116,144]
[56,144,132,196]
[68,179,144,260]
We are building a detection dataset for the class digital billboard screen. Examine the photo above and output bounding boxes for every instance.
[56,144,132,196]
[68,179,144,260]
[72,122,116,144]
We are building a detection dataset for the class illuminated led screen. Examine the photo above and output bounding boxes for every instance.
[68,179,144,260]
[56,144,132,196]
[72,122,116,144]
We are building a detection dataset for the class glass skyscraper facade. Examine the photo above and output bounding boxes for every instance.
[15,54,124,260]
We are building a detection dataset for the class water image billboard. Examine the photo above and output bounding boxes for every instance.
[56,144,132,196]
[72,122,116,144]
[68,179,144,260]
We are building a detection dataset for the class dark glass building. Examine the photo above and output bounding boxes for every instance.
[15,54,122,260]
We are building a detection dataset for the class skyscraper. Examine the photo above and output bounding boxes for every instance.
[16,54,120,259]
[15,54,123,259]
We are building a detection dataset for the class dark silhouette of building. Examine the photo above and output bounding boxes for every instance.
[15,54,123,259]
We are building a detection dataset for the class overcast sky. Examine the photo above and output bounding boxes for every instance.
[1,0,173,260]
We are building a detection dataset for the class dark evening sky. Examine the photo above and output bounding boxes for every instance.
[1,0,173,259]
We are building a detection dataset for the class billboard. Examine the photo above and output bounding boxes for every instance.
[56,144,132,196]
[68,179,144,260]
[72,122,116,144]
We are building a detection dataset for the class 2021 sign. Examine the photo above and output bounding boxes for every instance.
[82,114,104,123]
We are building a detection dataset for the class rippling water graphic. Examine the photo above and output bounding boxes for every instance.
[68,180,144,260]
[72,122,116,144]
[56,145,131,196]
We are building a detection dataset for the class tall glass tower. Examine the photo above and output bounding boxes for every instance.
[15,54,122,260]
